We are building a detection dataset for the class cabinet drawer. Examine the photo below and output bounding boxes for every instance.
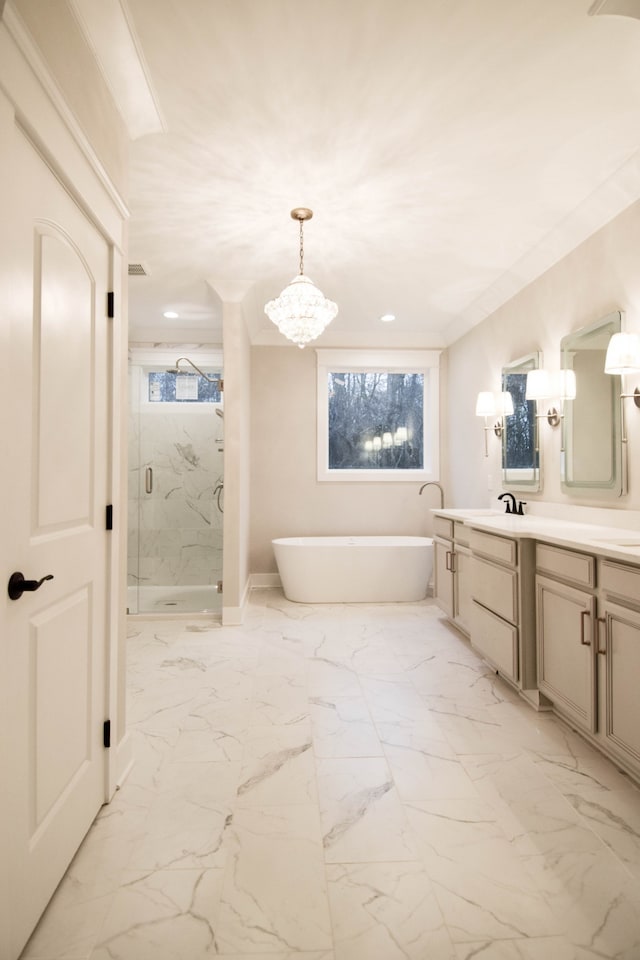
[433,515,453,540]
[600,559,640,607]
[470,529,517,567]
[536,543,595,589]
[453,521,471,547]
[471,600,518,681]
[472,556,518,624]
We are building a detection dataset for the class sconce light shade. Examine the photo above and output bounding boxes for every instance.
[525,369,553,401]
[526,368,575,402]
[498,391,514,416]
[475,391,496,417]
[557,369,577,400]
[604,332,640,374]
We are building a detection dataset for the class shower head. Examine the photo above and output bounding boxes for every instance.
[168,357,219,383]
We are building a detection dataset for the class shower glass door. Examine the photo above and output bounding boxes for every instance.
[128,350,224,615]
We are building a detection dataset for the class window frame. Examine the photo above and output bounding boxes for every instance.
[316,349,440,482]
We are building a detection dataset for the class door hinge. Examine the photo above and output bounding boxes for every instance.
[107,291,114,318]
[103,719,111,749]
[106,504,113,530]
[217,579,223,594]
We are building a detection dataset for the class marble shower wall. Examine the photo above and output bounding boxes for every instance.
[128,388,223,588]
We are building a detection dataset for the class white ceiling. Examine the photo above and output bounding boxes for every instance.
[97,0,640,347]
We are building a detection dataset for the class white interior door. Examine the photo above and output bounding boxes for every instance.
[1,120,112,959]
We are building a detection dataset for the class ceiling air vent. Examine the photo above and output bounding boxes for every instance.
[128,263,148,276]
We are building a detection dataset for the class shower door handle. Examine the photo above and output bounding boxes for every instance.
[145,466,153,494]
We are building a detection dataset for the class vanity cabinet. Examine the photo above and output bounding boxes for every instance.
[435,512,640,783]
[596,560,640,775]
[452,523,473,634]
[433,516,472,636]
[536,545,640,780]
[536,544,597,733]
[470,529,538,699]
[433,517,454,619]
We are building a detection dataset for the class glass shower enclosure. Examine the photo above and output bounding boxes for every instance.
[128,348,224,615]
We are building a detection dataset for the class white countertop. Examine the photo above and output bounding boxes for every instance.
[431,508,640,564]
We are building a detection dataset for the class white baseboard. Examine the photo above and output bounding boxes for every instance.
[222,604,244,625]
[250,573,282,589]
[222,575,253,625]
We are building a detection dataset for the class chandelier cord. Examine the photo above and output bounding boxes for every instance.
[299,217,304,275]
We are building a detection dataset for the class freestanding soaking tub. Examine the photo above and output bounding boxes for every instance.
[272,535,434,603]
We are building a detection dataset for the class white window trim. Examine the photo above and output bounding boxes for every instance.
[316,349,440,482]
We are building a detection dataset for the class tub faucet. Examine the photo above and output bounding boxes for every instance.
[419,481,444,509]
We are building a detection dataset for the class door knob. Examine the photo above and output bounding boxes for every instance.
[8,572,54,601]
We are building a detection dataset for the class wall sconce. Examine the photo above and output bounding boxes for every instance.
[604,332,640,405]
[604,332,640,447]
[475,391,514,457]
[525,369,576,426]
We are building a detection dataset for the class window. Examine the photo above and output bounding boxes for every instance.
[148,371,222,403]
[316,349,440,482]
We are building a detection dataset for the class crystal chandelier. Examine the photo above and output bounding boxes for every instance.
[265,208,338,348]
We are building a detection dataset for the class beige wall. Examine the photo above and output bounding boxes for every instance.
[447,198,640,511]
[250,346,446,574]
[13,0,129,197]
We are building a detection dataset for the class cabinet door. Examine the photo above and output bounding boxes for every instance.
[536,575,596,733]
[434,536,454,618]
[454,545,473,635]
[599,599,640,771]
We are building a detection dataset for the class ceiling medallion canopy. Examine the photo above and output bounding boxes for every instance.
[265,208,338,348]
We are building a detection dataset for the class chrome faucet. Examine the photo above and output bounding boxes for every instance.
[419,481,444,509]
[498,492,526,515]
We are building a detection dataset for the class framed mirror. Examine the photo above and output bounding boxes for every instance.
[561,311,623,496]
[502,351,541,490]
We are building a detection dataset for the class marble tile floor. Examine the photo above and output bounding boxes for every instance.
[20,589,640,960]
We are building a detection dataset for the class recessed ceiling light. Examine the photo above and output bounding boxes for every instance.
[163,310,179,319]
[380,313,395,323]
